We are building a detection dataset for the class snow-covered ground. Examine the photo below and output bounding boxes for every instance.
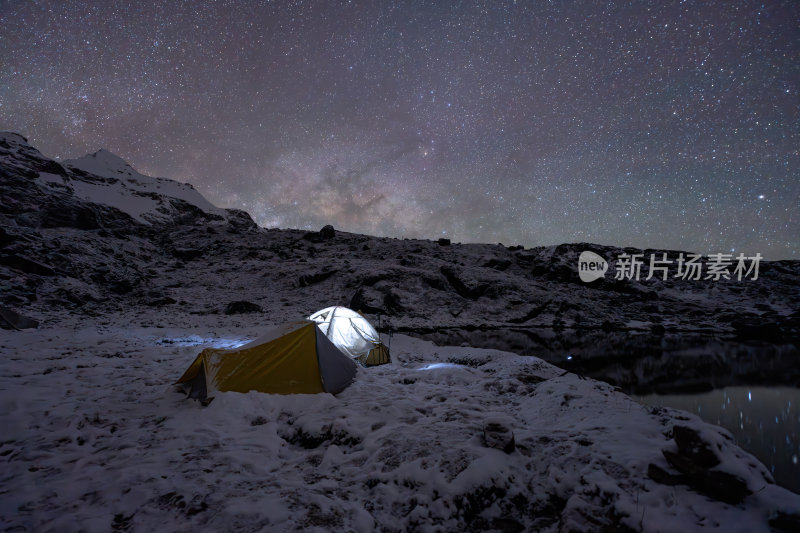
[1,312,798,532]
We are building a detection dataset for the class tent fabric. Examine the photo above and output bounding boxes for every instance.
[314,326,360,394]
[185,363,207,400]
[308,306,390,366]
[175,320,357,399]
[358,343,391,367]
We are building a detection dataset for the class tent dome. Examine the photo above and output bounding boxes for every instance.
[308,306,387,364]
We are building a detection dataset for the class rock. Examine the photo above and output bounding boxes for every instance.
[145,291,177,307]
[647,463,685,486]
[673,425,720,468]
[508,301,551,324]
[600,320,618,332]
[224,300,263,315]
[0,254,56,276]
[225,208,257,232]
[662,450,751,504]
[40,200,101,230]
[298,269,338,287]
[382,288,404,313]
[0,306,39,330]
[732,317,784,341]
[107,274,138,294]
[303,225,336,243]
[769,510,800,532]
[482,259,512,271]
[49,278,104,307]
[440,266,488,300]
[319,224,335,240]
[168,199,220,226]
[349,287,385,315]
[483,420,515,454]
[33,158,68,177]
[0,226,19,248]
[172,248,204,261]
[1,291,33,306]
[649,426,752,504]
[437,238,451,246]
[251,416,267,426]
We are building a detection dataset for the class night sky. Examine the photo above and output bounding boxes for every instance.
[1,1,797,258]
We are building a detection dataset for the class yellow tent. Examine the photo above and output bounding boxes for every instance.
[358,342,390,366]
[176,320,357,400]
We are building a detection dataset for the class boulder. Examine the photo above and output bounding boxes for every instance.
[349,287,385,315]
[224,301,263,315]
[0,306,39,330]
[662,449,750,504]
[303,225,336,243]
[673,425,720,468]
[483,420,515,454]
[648,425,751,505]
[226,208,258,232]
[319,224,335,240]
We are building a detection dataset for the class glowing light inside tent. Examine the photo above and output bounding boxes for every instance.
[308,306,381,360]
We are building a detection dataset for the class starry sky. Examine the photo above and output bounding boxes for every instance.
[1,1,798,258]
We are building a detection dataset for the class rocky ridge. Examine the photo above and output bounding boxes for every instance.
[1,131,798,393]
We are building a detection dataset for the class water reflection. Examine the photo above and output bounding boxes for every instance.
[408,326,800,394]
[636,386,800,494]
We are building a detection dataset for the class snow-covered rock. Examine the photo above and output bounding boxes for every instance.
[63,149,227,224]
[0,131,255,229]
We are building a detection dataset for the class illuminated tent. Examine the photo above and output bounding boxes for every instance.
[175,320,357,401]
[308,306,391,366]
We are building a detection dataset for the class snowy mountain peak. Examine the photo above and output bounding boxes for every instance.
[65,148,139,178]
[62,148,233,224]
[1,131,255,228]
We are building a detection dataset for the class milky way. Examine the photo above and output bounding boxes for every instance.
[1,1,797,258]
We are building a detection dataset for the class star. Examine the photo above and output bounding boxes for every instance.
[0,0,796,258]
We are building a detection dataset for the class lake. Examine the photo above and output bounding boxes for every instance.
[636,386,800,494]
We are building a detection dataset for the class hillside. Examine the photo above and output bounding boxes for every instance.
[1,132,799,531]
[1,131,798,393]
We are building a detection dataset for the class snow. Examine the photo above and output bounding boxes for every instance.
[1,314,798,532]
[3,132,800,530]
[60,150,227,224]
